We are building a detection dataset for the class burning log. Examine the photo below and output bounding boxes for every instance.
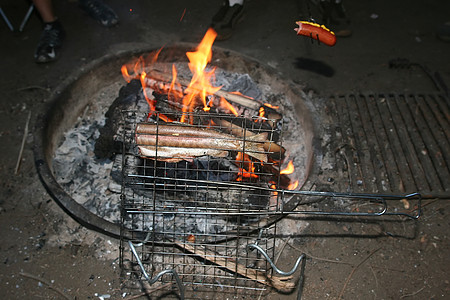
[145,69,282,122]
[146,69,261,110]
[214,118,286,160]
[135,123,269,162]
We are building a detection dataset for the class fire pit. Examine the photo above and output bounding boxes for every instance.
[33,42,317,240]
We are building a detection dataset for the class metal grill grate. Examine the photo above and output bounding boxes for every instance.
[327,92,450,196]
[119,111,295,298]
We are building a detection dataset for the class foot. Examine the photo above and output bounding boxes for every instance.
[79,0,119,27]
[211,0,244,41]
[34,20,65,63]
[320,1,352,37]
[437,22,450,42]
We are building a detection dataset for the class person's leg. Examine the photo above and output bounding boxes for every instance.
[211,0,244,41]
[32,0,65,63]
[79,0,118,27]
[437,22,450,42]
[320,0,351,37]
[33,0,56,22]
[229,0,244,6]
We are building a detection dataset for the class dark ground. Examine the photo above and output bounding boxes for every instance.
[1,0,449,299]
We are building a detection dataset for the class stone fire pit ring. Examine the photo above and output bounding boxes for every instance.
[33,44,318,239]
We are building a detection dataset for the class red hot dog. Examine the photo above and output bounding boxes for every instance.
[295,21,337,47]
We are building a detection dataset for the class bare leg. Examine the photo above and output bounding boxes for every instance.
[211,0,245,41]
[32,0,57,23]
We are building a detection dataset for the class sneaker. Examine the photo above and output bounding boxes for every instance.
[79,0,119,27]
[34,21,65,63]
[211,0,244,41]
[437,22,450,42]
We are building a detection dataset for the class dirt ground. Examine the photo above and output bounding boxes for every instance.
[1,0,449,299]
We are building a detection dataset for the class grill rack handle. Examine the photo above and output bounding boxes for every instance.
[127,174,423,219]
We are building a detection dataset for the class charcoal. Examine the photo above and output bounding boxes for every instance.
[94,79,146,159]
[195,157,238,182]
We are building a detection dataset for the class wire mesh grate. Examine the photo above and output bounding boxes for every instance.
[119,110,291,298]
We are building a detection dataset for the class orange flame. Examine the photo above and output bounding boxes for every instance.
[219,97,239,116]
[181,28,221,122]
[120,29,283,127]
[121,50,164,115]
[280,160,295,175]
[120,30,249,122]
[288,180,299,190]
[236,152,258,180]
[121,65,131,82]
[270,183,279,196]
[168,64,183,102]
[258,106,265,118]
[279,161,299,190]
[264,103,279,110]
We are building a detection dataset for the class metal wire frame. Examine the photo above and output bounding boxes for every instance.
[119,111,294,298]
[119,111,422,299]
[124,175,422,219]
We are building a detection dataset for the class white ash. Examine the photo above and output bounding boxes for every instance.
[53,114,121,222]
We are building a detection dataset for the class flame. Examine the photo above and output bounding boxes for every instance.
[236,152,258,180]
[258,106,265,118]
[230,91,252,98]
[120,29,247,122]
[281,160,299,190]
[180,28,221,122]
[121,50,162,82]
[121,50,164,116]
[121,65,131,82]
[280,160,295,175]
[288,180,299,190]
[219,97,239,116]
[264,103,279,110]
[270,183,279,196]
[168,64,183,102]
[119,32,301,192]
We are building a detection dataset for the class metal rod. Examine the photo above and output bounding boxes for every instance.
[129,173,422,199]
[19,4,34,32]
[128,240,185,299]
[125,173,422,218]
[0,7,14,31]
[296,254,307,300]
[247,243,306,276]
